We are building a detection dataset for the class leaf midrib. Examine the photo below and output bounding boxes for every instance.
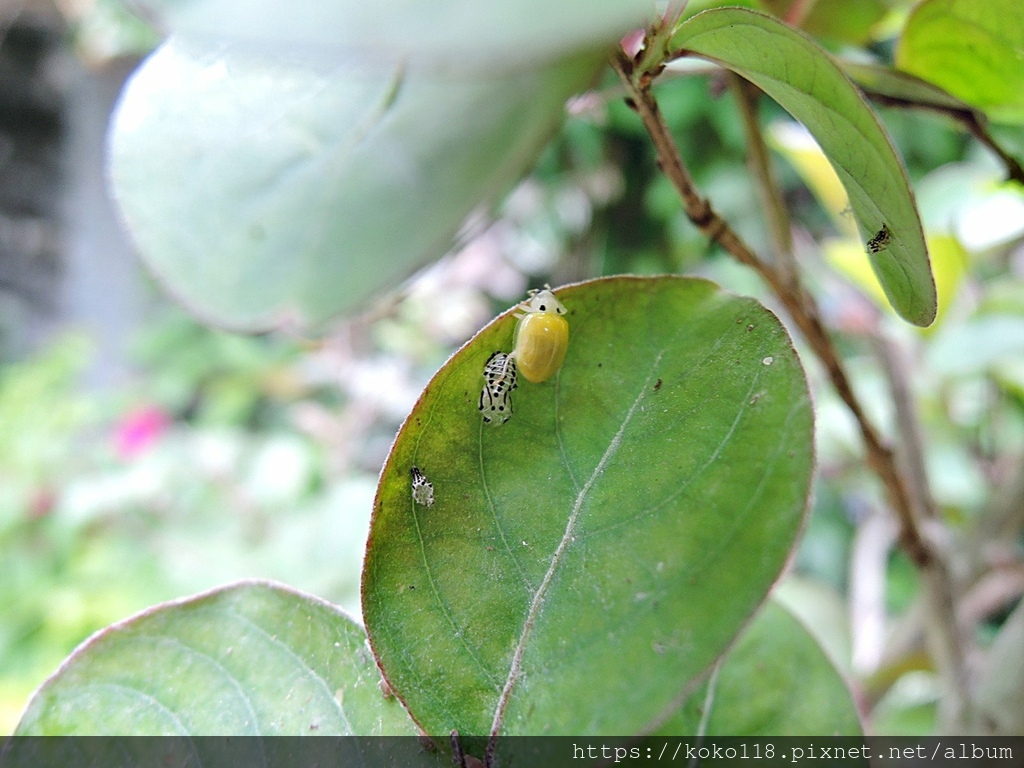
[486,347,667,738]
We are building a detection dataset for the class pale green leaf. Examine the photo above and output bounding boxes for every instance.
[109,38,601,330]
[13,581,426,739]
[671,8,937,326]
[897,0,1024,124]
[135,0,653,68]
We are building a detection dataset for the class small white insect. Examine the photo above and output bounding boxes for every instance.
[410,466,435,507]
[479,351,517,425]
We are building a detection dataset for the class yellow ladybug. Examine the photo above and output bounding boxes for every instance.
[510,287,569,384]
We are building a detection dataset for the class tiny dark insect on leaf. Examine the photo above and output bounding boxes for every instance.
[867,224,891,254]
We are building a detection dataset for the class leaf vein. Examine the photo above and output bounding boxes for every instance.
[487,349,666,741]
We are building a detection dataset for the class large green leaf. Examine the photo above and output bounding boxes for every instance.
[362,276,814,741]
[12,581,425,739]
[897,0,1024,124]
[657,599,863,735]
[671,8,937,327]
[134,0,652,69]
[109,38,601,331]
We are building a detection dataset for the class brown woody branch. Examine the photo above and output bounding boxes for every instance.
[610,48,973,729]
[613,49,932,565]
[865,91,1024,185]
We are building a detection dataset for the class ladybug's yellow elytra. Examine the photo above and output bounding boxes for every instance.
[510,288,569,384]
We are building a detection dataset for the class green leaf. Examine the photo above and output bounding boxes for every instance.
[656,599,863,736]
[897,0,1024,124]
[2,739,445,768]
[133,0,652,69]
[362,276,814,740]
[109,38,602,331]
[13,581,424,738]
[671,8,937,327]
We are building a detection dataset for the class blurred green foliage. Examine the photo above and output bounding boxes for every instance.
[0,311,380,732]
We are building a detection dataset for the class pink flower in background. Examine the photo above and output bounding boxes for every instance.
[114,405,171,459]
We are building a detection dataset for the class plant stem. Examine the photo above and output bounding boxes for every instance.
[869,330,936,521]
[728,74,796,287]
[611,49,925,561]
[863,92,1024,185]
[611,48,973,730]
[663,0,689,31]
[871,331,973,727]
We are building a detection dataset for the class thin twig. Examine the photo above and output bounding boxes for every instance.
[850,506,897,675]
[865,92,1024,185]
[612,48,929,564]
[965,452,1024,583]
[610,48,974,730]
[634,1,687,80]
[869,329,936,521]
[662,0,690,31]
[868,295,973,731]
[961,116,1024,185]
[728,74,797,286]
